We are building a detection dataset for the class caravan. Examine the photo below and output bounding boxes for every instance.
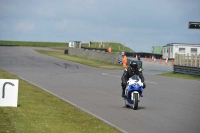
[162,43,200,59]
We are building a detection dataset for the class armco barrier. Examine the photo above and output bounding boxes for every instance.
[68,47,119,64]
[173,65,200,76]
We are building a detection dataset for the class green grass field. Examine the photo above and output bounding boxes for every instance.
[81,42,134,52]
[36,50,124,70]
[0,40,133,52]
[0,70,122,133]
[0,40,67,47]
[157,72,200,81]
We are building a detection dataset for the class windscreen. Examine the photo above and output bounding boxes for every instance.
[131,75,139,81]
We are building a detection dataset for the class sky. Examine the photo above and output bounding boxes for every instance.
[0,0,200,52]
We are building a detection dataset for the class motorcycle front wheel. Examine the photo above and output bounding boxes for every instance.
[132,93,138,110]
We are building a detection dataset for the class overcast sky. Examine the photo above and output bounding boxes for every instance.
[0,0,200,52]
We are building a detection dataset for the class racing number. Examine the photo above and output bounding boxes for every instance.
[2,82,14,98]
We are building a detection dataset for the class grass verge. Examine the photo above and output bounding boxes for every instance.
[0,40,133,52]
[157,72,200,81]
[34,50,200,81]
[36,50,200,81]
[35,50,124,70]
[0,70,121,133]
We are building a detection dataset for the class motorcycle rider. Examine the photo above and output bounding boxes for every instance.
[121,61,146,98]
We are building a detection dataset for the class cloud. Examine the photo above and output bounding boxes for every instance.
[14,21,35,32]
[0,0,199,52]
[37,6,56,17]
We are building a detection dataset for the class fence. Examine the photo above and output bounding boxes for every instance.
[174,53,200,67]
[173,53,200,76]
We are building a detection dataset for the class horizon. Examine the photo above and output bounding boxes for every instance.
[0,0,200,52]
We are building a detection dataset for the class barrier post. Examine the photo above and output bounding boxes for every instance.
[159,58,162,64]
[165,56,168,65]
[171,59,174,66]
[154,58,156,63]
[149,56,151,62]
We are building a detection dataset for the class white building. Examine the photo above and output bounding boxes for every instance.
[69,41,81,48]
[162,43,200,59]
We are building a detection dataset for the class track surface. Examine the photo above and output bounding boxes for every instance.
[1,47,200,133]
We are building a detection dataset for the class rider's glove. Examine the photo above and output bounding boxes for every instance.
[143,82,146,89]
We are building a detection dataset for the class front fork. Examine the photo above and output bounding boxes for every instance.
[131,91,140,102]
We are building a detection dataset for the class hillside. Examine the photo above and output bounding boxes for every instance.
[0,40,134,52]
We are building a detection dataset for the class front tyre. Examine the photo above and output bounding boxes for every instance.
[132,93,139,110]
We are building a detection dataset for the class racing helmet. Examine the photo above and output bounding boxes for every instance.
[130,61,138,72]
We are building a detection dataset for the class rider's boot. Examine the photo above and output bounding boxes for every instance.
[121,89,125,98]
[143,82,146,89]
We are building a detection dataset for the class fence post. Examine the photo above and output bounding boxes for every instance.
[182,54,184,65]
[183,54,185,65]
[199,54,200,67]
[195,53,197,67]
[175,53,177,65]
[191,54,193,66]
[186,53,189,66]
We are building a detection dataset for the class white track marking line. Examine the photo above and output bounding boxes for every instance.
[145,81,158,84]
[102,73,158,84]
[102,73,121,78]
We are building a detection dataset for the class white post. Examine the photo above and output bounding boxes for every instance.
[199,54,200,67]
[180,54,182,65]
[195,53,197,67]
[191,54,193,66]
[175,53,177,65]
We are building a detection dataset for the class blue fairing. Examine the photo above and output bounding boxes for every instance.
[126,84,143,104]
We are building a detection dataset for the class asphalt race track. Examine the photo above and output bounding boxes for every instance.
[1,46,200,133]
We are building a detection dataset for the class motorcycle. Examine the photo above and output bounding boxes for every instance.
[124,75,144,110]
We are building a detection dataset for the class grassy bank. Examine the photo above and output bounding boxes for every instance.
[0,40,67,47]
[35,50,124,70]
[0,40,68,50]
[36,50,200,81]
[157,72,200,81]
[0,40,133,52]
[0,70,121,133]
[81,42,134,52]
